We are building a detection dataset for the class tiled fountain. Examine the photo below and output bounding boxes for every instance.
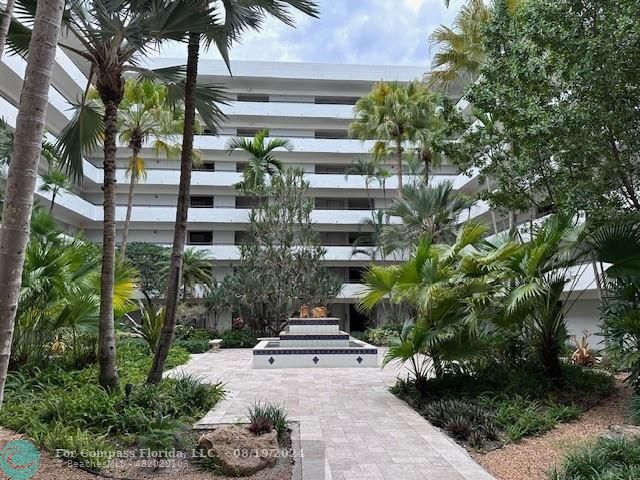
[252,314,378,369]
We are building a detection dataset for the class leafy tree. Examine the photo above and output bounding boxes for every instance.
[447,0,640,221]
[380,179,475,254]
[123,242,170,300]
[226,168,342,335]
[350,81,435,191]
[149,0,320,384]
[0,0,65,408]
[227,128,292,193]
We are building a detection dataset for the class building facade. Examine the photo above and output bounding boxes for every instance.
[0,53,602,337]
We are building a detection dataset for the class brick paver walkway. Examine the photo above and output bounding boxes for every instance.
[167,349,495,480]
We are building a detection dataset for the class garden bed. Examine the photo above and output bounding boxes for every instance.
[473,377,632,480]
[390,362,616,451]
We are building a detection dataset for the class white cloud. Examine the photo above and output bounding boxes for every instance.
[156,0,457,66]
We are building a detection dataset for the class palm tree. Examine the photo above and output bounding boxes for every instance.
[359,222,495,380]
[502,215,586,381]
[429,0,490,91]
[0,0,65,408]
[148,0,320,384]
[350,81,434,192]
[114,79,184,257]
[429,0,523,91]
[227,128,292,193]
[177,248,213,299]
[10,0,226,392]
[39,169,72,213]
[0,0,16,57]
[381,180,476,254]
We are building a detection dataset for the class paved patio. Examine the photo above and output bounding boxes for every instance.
[167,349,495,480]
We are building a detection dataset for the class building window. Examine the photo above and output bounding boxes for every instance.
[314,129,348,139]
[237,127,264,137]
[236,93,269,102]
[348,267,366,283]
[348,198,374,210]
[236,162,248,172]
[319,232,347,246]
[194,162,215,171]
[314,96,359,105]
[188,231,213,245]
[315,164,347,175]
[190,196,214,208]
[236,196,266,208]
[315,198,346,210]
[234,231,249,245]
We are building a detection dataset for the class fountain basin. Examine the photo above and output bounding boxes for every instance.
[252,317,378,368]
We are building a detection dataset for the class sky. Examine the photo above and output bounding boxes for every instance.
[158,0,457,67]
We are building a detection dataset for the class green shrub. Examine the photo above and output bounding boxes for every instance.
[421,399,500,449]
[247,401,288,439]
[550,437,640,480]
[175,338,211,353]
[0,340,221,468]
[220,330,257,348]
[363,325,401,346]
[35,423,116,471]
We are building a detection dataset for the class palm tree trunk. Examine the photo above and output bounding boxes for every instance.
[49,189,57,213]
[395,137,403,194]
[98,96,122,392]
[0,0,16,58]
[147,32,200,384]
[120,149,139,258]
[0,0,64,408]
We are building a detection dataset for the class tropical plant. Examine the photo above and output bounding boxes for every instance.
[501,215,587,380]
[175,248,212,299]
[429,0,490,91]
[39,167,72,213]
[148,0,320,384]
[8,0,227,392]
[0,0,15,57]
[112,79,187,257]
[0,0,65,408]
[350,81,435,191]
[380,179,476,254]
[591,219,640,390]
[204,279,231,332]
[360,222,504,380]
[124,301,165,353]
[227,128,292,193]
[12,209,138,368]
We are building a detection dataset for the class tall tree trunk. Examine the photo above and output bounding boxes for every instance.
[98,94,123,391]
[0,0,16,58]
[147,32,200,384]
[395,137,403,194]
[0,0,64,408]
[120,149,139,258]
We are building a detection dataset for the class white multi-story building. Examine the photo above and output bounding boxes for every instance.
[0,53,602,337]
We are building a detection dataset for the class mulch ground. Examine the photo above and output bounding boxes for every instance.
[473,377,632,480]
[0,427,292,480]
